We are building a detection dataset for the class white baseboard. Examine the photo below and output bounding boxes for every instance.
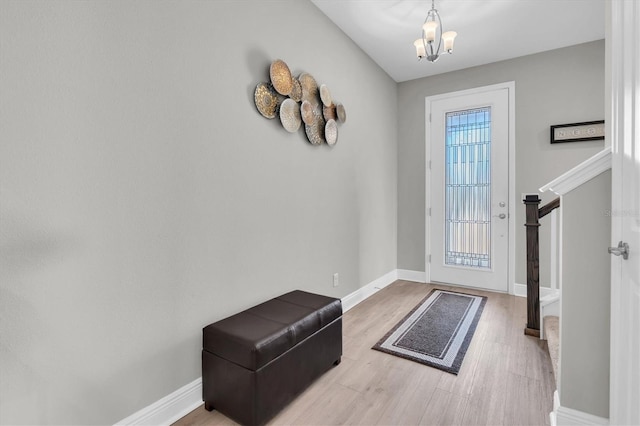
[556,406,609,425]
[396,269,427,283]
[341,269,398,312]
[550,390,560,426]
[514,283,558,299]
[115,377,203,425]
[115,269,402,425]
[550,391,609,426]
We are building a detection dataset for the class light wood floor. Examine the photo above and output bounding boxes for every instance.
[175,281,556,426]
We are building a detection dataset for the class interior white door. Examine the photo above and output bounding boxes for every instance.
[429,86,510,292]
[609,1,640,423]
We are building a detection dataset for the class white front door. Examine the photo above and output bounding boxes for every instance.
[428,84,512,292]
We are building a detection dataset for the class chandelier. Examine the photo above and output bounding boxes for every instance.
[413,0,457,63]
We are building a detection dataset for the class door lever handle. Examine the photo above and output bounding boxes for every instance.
[493,213,507,219]
[608,241,629,260]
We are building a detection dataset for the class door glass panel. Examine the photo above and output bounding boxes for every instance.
[445,107,491,269]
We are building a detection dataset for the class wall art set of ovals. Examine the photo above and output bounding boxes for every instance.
[254,59,346,147]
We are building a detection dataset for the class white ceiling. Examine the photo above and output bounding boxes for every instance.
[311,0,606,82]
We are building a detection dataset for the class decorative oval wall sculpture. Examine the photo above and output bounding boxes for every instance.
[255,59,346,147]
[305,121,325,145]
[280,98,301,133]
[289,78,303,102]
[298,72,319,105]
[320,84,332,107]
[325,119,338,146]
[269,59,293,96]
[323,104,337,121]
[254,83,279,119]
[305,103,325,146]
[336,103,347,123]
[300,100,315,126]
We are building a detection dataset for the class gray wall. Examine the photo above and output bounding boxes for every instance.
[0,1,397,424]
[560,170,611,418]
[397,41,605,287]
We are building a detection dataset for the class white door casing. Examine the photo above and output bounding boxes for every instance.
[426,82,515,293]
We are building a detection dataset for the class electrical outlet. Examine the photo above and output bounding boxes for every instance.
[333,273,339,287]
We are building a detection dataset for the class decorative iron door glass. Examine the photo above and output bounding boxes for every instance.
[445,107,491,269]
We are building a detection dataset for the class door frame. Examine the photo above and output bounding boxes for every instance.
[425,81,516,294]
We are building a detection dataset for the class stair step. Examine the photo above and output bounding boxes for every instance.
[540,292,560,306]
[544,315,559,384]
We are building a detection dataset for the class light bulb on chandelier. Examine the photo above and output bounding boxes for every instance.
[414,0,457,63]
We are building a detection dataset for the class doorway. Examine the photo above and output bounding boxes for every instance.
[427,83,515,292]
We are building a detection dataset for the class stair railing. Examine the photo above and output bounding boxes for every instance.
[523,194,560,337]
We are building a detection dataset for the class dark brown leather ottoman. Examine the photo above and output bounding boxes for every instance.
[202,290,342,425]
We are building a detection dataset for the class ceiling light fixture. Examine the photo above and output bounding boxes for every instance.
[413,0,457,63]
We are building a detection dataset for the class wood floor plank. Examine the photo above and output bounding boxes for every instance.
[461,341,510,426]
[504,372,552,426]
[173,406,237,426]
[270,355,347,424]
[288,383,361,425]
[375,363,442,425]
[341,363,414,425]
[174,281,555,426]
[418,389,469,426]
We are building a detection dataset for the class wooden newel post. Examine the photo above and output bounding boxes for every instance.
[523,194,541,337]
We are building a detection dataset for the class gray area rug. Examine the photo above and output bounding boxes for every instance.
[372,289,487,374]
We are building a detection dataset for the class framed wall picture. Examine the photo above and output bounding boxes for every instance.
[550,120,605,144]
